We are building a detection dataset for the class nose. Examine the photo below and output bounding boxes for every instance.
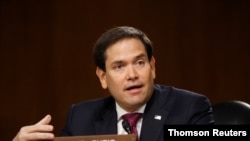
[126,65,138,81]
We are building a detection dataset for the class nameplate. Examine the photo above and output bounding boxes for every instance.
[54,134,136,141]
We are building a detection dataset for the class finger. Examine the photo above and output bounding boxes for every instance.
[12,115,54,141]
[14,132,54,141]
[19,124,54,134]
[19,115,53,134]
[35,114,52,125]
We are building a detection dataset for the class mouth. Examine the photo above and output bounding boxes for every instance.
[125,84,143,93]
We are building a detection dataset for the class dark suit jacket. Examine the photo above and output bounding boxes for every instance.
[60,84,214,141]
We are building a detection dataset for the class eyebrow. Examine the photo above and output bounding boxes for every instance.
[110,53,147,65]
[135,53,147,60]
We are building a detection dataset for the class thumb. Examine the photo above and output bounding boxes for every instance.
[35,114,52,125]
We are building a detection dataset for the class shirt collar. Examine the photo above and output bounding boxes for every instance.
[116,102,146,120]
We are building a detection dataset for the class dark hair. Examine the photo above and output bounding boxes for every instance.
[93,26,153,71]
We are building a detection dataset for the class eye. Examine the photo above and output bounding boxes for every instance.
[136,60,145,66]
[114,64,123,70]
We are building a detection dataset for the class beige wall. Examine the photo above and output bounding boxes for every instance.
[1,0,250,140]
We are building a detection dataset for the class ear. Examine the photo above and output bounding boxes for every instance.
[96,67,108,89]
[150,56,156,79]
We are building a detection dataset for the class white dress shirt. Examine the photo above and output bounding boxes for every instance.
[116,102,146,137]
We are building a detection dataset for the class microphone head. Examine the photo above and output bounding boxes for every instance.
[122,120,132,134]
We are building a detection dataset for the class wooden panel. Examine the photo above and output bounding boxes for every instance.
[0,0,249,140]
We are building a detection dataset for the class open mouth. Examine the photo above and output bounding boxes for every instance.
[125,84,143,93]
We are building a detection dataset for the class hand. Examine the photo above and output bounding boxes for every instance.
[13,114,55,141]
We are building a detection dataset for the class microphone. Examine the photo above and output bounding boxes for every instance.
[122,119,132,134]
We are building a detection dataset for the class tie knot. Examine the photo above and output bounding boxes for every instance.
[122,113,142,127]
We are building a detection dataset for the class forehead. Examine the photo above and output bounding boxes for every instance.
[105,38,147,61]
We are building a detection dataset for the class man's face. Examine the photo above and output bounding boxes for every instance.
[96,38,156,112]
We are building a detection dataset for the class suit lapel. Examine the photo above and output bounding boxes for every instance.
[140,86,172,141]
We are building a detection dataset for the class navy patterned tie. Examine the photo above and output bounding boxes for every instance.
[122,113,142,141]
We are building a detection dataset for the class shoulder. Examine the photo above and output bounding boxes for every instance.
[152,84,213,124]
[153,84,211,108]
[154,84,208,100]
[70,96,115,113]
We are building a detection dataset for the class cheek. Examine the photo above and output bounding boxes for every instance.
[143,69,155,80]
[106,79,123,98]
[106,74,123,88]
[148,66,156,79]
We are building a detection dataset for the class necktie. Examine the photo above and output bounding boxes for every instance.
[122,113,142,141]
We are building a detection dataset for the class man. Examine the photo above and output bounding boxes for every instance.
[13,26,214,141]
